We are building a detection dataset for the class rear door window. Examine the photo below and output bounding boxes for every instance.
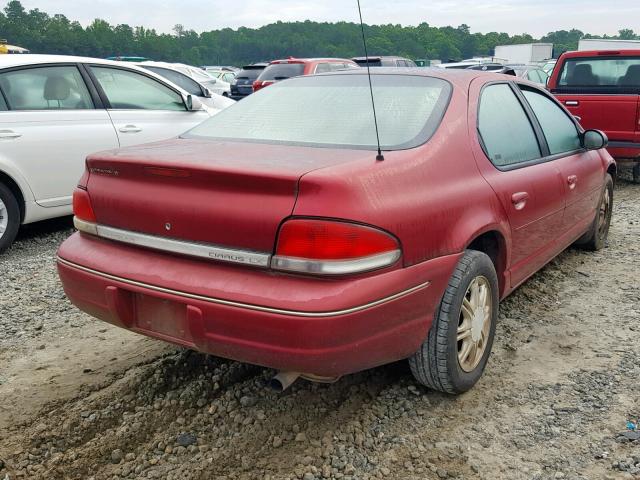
[520,87,581,155]
[557,56,640,93]
[478,83,541,167]
[0,91,7,110]
[0,66,93,111]
[258,64,305,81]
[90,66,186,111]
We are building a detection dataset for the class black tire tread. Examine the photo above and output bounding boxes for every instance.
[409,250,488,394]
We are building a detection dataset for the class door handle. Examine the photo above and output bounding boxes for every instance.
[565,100,579,106]
[119,125,142,133]
[511,192,529,211]
[0,129,22,139]
[567,175,578,190]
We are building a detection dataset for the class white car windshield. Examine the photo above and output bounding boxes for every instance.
[184,74,452,150]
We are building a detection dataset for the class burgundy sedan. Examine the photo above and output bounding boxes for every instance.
[57,69,615,394]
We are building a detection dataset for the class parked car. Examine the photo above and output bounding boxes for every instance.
[541,59,557,75]
[57,68,615,394]
[352,56,417,67]
[548,49,640,182]
[229,63,268,100]
[436,60,482,69]
[105,56,149,62]
[136,61,235,111]
[206,69,236,85]
[0,54,229,252]
[0,39,29,54]
[125,61,231,97]
[253,57,358,92]
[512,65,550,85]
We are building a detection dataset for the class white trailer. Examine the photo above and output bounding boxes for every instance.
[494,43,553,64]
[578,38,640,51]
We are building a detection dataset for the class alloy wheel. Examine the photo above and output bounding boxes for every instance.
[457,276,493,372]
[0,198,8,239]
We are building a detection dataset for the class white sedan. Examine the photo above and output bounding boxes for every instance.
[137,61,232,97]
[135,61,234,107]
[0,54,231,252]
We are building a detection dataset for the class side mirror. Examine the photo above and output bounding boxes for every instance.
[203,87,212,98]
[184,94,203,111]
[581,129,608,150]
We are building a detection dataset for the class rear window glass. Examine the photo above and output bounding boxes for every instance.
[354,59,383,67]
[236,68,264,80]
[185,74,452,151]
[258,64,305,81]
[557,56,640,93]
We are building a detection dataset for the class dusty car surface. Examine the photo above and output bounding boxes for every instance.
[57,69,615,394]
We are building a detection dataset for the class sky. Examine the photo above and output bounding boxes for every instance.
[17,0,640,38]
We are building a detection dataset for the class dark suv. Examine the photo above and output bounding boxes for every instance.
[229,63,268,100]
[352,56,417,67]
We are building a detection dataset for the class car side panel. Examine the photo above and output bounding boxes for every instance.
[292,84,510,288]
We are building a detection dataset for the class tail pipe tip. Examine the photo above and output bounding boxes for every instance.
[268,371,301,392]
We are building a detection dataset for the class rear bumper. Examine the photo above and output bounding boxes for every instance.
[57,233,460,376]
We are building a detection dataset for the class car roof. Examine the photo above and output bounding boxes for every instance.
[311,66,515,88]
[352,56,411,61]
[0,54,142,69]
[560,49,640,59]
[269,58,354,65]
[0,54,196,97]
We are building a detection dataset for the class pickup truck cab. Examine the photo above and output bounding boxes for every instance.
[548,50,640,181]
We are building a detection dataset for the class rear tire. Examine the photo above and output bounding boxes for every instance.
[577,174,613,251]
[0,182,20,254]
[633,163,640,184]
[409,250,499,394]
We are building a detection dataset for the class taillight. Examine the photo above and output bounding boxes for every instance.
[272,219,401,275]
[72,188,98,234]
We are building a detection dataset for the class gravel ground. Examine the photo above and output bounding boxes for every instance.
[0,178,638,480]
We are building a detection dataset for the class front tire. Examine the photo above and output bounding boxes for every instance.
[577,173,613,251]
[409,250,499,394]
[0,182,20,254]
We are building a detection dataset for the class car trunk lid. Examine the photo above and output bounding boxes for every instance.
[85,138,371,254]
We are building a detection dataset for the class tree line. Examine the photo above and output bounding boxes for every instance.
[1,0,638,66]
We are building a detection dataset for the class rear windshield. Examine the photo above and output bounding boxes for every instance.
[354,59,383,67]
[258,63,305,81]
[236,68,264,80]
[185,74,452,151]
[556,56,640,93]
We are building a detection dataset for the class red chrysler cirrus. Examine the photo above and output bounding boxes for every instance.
[57,68,615,394]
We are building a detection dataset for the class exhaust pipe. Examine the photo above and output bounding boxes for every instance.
[268,371,300,392]
[268,372,342,392]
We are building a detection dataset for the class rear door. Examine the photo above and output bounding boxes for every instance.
[87,65,210,148]
[470,81,567,288]
[0,64,118,206]
[550,54,640,145]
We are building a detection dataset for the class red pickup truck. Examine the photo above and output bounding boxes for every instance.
[548,50,640,182]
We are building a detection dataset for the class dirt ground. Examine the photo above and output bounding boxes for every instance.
[0,178,638,480]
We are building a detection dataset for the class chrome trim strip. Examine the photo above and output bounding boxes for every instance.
[271,250,402,275]
[57,257,431,318]
[73,218,271,268]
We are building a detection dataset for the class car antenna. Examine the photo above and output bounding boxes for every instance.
[357,0,384,161]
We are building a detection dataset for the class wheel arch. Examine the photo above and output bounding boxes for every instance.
[0,170,26,223]
[465,228,509,298]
